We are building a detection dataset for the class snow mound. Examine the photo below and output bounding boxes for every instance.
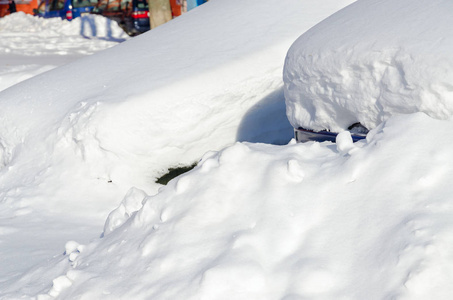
[0,0,356,212]
[14,113,453,299]
[0,12,126,37]
[0,12,128,56]
[283,0,453,132]
[0,0,355,286]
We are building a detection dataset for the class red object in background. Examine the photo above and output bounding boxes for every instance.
[0,0,38,17]
[131,10,149,19]
[0,0,10,17]
[169,0,181,17]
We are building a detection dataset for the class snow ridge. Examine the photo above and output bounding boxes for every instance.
[23,114,453,300]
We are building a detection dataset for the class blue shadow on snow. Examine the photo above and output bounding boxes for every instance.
[80,16,128,43]
[236,87,294,145]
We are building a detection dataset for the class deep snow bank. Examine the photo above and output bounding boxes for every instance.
[13,113,453,299]
[0,0,356,216]
[0,11,126,38]
[284,0,453,132]
[0,12,128,56]
[0,12,128,92]
[0,0,355,287]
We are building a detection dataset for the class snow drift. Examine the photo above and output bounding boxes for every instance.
[0,0,355,294]
[5,0,453,298]
[0,0,355,218]
[0,12,128,92]
[284,0,453,133]
[12,113,453,299]
[0,12,128,56]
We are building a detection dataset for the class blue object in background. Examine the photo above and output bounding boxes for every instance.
[35,0,95,20]
[186,0,206,11]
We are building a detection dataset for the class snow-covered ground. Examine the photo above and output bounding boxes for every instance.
[2,0,453,298]
[0,11,129,286]
[0,0,354,296]
[0,12,128,92]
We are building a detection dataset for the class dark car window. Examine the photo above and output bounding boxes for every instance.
[72,0,96,8]
[49,0,64,11]
[134,0,147,9]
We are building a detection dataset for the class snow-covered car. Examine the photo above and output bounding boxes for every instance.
[284,0,453,144]
[294,123,368,143]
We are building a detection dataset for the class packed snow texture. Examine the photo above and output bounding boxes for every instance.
[0,12,127,56]
[0,0,355,221]
[0,0,355,295]
[284,0,453,132]
[4,0,453,299]
[10,113,453,300]
[0,12,128,92]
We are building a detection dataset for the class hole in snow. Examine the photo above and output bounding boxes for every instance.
[155,162,197,185]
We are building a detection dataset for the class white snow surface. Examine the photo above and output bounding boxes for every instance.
[0,0,355,297]
[28,114,453,299]
[3,0,453,299]
[0,12,128,92]
[284,0,453,133]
